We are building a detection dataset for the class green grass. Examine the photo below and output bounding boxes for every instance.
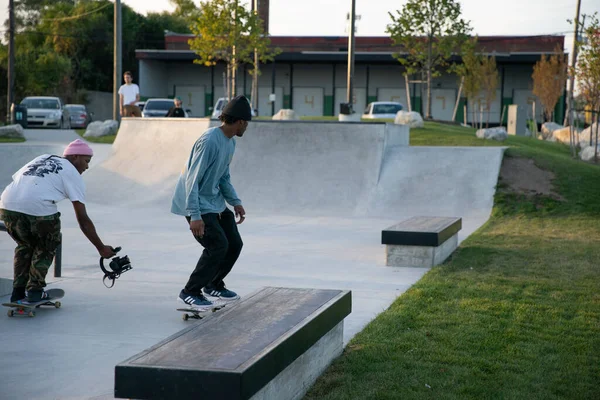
[0,137,25,143]
[75,129,116,144]
[305,124,600,399]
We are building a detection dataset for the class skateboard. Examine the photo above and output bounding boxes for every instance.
[2,288,65,318]
[177,304,227,321]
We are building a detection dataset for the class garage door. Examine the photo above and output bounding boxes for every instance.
[293,87,324,117]
[513,90,543,123]
[431,89,457,121]
[377,88,408,107]
[257,86,284,117]
[175,85,206,118]
[467,90,502,124]
[335,87,366,115]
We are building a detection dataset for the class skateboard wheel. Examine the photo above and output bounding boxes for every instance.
[28,311,35,318]
[183,314,189,321]
[7,309,14,317]
[55,301,61,309]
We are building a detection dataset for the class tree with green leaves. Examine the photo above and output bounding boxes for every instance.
[532,47,568,122]
[386,0,471,119]
[480,55,498,128]
[455,37,482,127]
[188,0,278,100]
[576,13,600,159]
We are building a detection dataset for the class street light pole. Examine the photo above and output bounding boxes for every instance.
[346,0,356,112]
[113,0,122,121]
[7,0,15,121]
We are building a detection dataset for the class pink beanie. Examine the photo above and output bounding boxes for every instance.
[63,139,93,157]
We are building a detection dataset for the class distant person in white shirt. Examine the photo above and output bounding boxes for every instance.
[0,139,116,304]
[118,71,141,117]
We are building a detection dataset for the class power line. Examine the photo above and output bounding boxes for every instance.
[39,2,112,22]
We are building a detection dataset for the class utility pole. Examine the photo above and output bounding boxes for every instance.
[113,0,122,121]
[566,0,582,156]
[7,0,15,121]
[346,0,356,113]
[252,0,259,114]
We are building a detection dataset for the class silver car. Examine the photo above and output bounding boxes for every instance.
[21,96,71,129]
[142,98,189,118]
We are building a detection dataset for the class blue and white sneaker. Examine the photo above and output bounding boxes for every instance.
[203,285,240,302]
[178,290,214,311]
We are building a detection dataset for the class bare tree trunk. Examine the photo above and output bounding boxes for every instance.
[595,112,599,162]
[426,38,433,119]
[452,77,464,122]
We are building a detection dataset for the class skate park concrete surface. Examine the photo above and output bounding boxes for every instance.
[0,120,506,399]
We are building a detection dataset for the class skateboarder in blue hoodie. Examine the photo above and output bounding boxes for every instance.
[171,95,250,310]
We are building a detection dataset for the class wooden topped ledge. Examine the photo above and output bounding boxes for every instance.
[115,287,352,400]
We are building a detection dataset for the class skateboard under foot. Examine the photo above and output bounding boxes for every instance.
[2,288,65,318]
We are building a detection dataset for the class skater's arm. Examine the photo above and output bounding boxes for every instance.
[72,201,115,258]
[185,140,217,221]
[219,167,241,207]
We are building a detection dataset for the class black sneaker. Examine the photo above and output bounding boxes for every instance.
[26,290,50,303]
[203,285,240,302]
[177,290,214,311]
[10,287,26,303]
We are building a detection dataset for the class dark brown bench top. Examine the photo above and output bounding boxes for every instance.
[382,216,462,246]
[115,286,351,400]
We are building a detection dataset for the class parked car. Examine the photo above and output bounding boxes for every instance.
[135,101,146,111]
[20,96,71,129]
[362,102,403,120]
[65,104,93,129]
[210,97,257,119]
[142,98,189,118]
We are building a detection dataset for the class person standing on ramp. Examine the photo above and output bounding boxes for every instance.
[171,95,250,310]
[0,139,116,303]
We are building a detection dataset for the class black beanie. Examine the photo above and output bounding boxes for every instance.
[222,96,252,121]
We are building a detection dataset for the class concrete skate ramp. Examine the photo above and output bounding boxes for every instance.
[85,118,504,225]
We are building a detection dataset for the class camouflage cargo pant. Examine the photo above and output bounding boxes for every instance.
[1,209,61,291]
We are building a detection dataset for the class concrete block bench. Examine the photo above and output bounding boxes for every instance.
[115,286,352,400]
[382,216,462,267]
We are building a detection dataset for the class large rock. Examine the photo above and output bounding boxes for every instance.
[476,127,508,141]
[272,109,299,121]
[394,111,424,128]
[579,123,599,149]
[551,127,576,145]
[580,145,600,162]
[0,124,25,139]
[84,120,119,138]
[541,122,563,140]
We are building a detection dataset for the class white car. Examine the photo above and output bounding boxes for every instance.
[210,97,257,119]
[362,102,404,120]
[20,96,71,129]
[142,98,190,118]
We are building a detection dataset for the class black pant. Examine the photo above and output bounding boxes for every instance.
[184,209,243,295]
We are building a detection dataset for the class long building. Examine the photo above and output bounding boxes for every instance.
[136,33,566,124]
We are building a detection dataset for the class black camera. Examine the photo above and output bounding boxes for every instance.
[100,247,132,288]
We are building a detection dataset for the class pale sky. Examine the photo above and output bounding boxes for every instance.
[1,0,599,51]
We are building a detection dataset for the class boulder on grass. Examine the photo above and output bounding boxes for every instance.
[476,127,508,141]
[0,124,25,139]
[84,120,119,138]
[541,122,563,140]
[579,123,599,149]
[394,111,424,128]
[580,145,600,162]
[272,109,299,121]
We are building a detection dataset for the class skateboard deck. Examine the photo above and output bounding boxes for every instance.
[2,288,65,318]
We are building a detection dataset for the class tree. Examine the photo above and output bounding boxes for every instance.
[386,0,471,119]
[576,13,600,160]
[532,46,568,122]
[455,37,482,127]
[480,55,498,128]
[188,0,277,100]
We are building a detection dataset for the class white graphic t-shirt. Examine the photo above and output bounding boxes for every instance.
[118,83,140,106]
[0,155,86,216]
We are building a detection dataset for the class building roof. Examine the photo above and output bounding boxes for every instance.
[137,33,565,64]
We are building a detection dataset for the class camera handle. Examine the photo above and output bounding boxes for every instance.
[99,247,131,288]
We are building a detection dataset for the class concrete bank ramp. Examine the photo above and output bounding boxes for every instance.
[86,118,503,225]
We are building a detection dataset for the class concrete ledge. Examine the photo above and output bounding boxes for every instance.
[115,287,352,400]
[382,216,462,267]
[386,233,458,267]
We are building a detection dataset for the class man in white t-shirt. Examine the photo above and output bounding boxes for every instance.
[0,139,116,303]
[118,71,141,117]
